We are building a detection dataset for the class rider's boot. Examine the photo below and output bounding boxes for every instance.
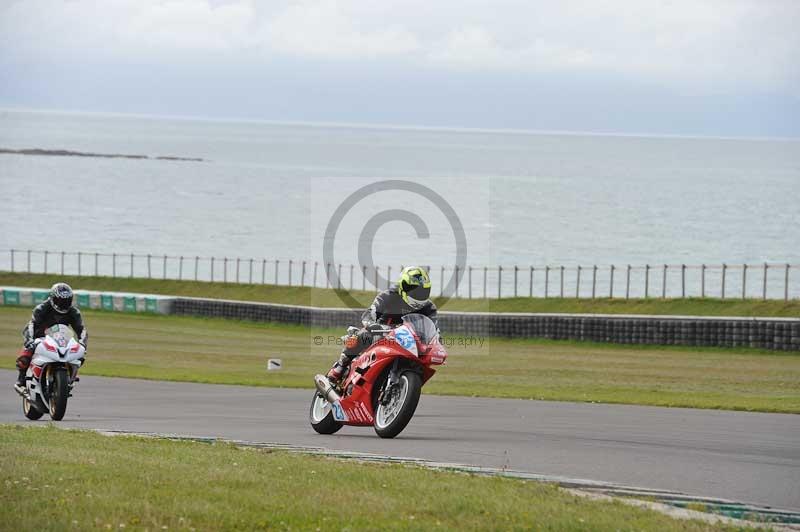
[13,370,26,396]
[326,353,351,385]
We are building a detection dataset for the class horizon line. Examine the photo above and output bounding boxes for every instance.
[2,105,799,143]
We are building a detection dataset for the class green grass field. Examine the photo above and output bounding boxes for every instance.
[3,307,798,413]
[1,425,750,531]
[3,271,799,316]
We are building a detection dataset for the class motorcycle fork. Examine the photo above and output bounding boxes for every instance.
[378,360,400,406]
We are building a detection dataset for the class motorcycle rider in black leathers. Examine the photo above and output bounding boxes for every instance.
[326,266,437,383]
[14,283,88,395]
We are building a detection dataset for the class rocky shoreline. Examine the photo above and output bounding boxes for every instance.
[0,147,204,162]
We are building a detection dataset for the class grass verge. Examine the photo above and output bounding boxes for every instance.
[2,271,799,317]
[2,307,798,413]
[0,425,749,531]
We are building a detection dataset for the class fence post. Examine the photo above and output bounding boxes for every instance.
[303,261,308,288]
[625,265,631,299]
[288,260,293,286]
[544,266,550,298]
[786,264,790,301]
[701,264,705,298]
[498,266,502,298]
[211,258,215,282]
[95,252,99,276]
[179,256,184,280]
[742,264,747,299]
[9,249,14,272]
[223,257,228,283]
[249,258,253,284]
[236,258,241,283]
[112,253,116,277]
[514,266,518,298]
[338,264,343,289]
[275,260,280,285]
[313,261,319,288]
[325,263,331,288]
[645,264,650,298]
[609,265,615,298]
[348,264,353,289]
[483,267,488,298]
[721,263,726,299]
[261,259,266,284]
[387,265,392,290]
[661,264,667,299]
[762,263,768,300]
[78,252,82,276]
[44,250,48,273]
[374,266,379,289]
[27,249,31,273]
[560,266,565,298]
[440,266,445,297]
[529,266,534,298]
[469,266,473,299]
[362,265,366,290]
[681,264,685,298]
[147,254,151,278]
[576,266,582,298]
[163,254,167,279]
[195,256,199,281]
[129,253,133,278]
[591,265,597,299]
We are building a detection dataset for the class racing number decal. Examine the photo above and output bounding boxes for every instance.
[331,402,347,421]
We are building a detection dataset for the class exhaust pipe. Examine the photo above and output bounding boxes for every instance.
[314,374,342,404]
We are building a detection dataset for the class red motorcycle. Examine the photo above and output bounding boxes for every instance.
[311,313,447,439]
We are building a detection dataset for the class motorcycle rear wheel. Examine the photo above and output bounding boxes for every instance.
[48,368,69,421]
[309,392,343,434]
[373,372,421,439]
[22,396,44,420]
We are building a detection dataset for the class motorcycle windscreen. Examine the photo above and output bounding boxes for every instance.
[47,324,74,349]
[400,313,439,345]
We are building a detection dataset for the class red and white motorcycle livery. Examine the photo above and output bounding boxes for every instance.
[311,313,447,439]
[21,324,85,421]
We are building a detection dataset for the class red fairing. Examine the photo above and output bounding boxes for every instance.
[43,341,56,352]
[334,330,448,427]
[32,365,43,379]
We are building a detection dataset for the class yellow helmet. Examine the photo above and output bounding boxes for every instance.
[398,266,432,309]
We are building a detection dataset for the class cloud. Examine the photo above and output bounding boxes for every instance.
[1,0,798,92]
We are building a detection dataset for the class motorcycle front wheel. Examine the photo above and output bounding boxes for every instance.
[309,392,343,434]
[373,371,421,439]
[48,368,69,421]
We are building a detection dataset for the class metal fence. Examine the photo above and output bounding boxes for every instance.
[1,249,798,300]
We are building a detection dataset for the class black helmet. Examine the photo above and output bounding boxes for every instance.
[49,283,73,314]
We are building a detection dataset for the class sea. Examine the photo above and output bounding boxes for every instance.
[1,109,798,298]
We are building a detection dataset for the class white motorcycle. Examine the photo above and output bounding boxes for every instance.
[21,324,85,421]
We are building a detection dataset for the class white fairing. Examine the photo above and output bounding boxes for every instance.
[26,325,84,406]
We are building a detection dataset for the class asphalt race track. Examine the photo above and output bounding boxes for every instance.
[2,369,798,512]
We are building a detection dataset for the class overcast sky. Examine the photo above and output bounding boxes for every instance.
[1,0,798,137]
